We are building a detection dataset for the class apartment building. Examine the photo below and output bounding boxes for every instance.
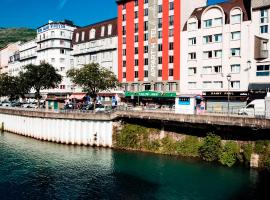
[0,42,20,74]
[36,20,77,93]
[250,0,270,99]
[180,0,252,108]
[72,18,118,77]
[116,0,206,92]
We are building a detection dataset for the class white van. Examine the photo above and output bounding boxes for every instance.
[238,99,265,116]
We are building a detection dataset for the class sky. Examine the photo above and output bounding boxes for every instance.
[0,0,227,29]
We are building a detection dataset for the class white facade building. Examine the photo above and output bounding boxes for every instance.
[36,20,77,94]
[180,0,252,109]
[72,18,118,77]
[249,0,270,99]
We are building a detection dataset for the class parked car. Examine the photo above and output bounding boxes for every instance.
[21,103,38,109]
[2,102,12,107]
[238,99,265,117]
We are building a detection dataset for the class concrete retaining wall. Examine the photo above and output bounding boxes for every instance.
[0,113,113,147]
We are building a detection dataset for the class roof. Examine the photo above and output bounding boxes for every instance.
[252,0,270,9]
[183,0,251,31]
[36,19,77,30]
[72,18,118,45]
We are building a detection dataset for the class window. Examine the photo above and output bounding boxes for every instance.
[51,31,55,37]
[144,21,148,31]
[169,56,174,63]
[158,57,162,64]
[214,50,222,58]
[158,44,162,51]
[188,52,196,60]
[123,49,126,56]
[135,71,138,78]
[204,19,212,28]
[123,60,126,67]
[214,34,222,42]
[51,58,55,63]
[169,2,174,10]
[158,18,162,28]
[135,47,138,54]
[203,35,212,44]
[108,24,112,35]
[81,31,85,41]
[188,67,196,76]
[203,81,212,89]
[144,33,148,41]
[158,5,162,13]
[60,49,65,54]
[260,25,268,34]
[256,65,270,76]
[203,51,212,59]
[123,37,126,44]
[122,26,126,35]
[135,11,138,19]
[169,29,174,37]
[144,58,148,65]
[101,27,105,37]
[60,58,65,63]
[169,69,174,76]
[231,81,240,89]
[60,67,65,72]
[214,17,223,26]
[260,9,268,23]
[144,8,148,16]
[122,14,126,21]
[188,37,196,45]
[76,33,79,42]
[123,72,126,78]
[231,64,241,73]
[158,70,162,77]
[60,85,65,89]
[231,14,241,24]
[188,22,197,30]
[231,31,241,40]
[135,0,138,6]
[135,23,139,33]
[169,42,174,50]
[213,81,223,89]
[144,0,148,4]
[123,3,126,10]
[188,82,197,89]
[90,29,96,39]
[158,31,162,39]
[202,66,212,74]
[213,65,222,73]
[144,70,148,77]
[144,46,148,53]
[231,48,241,57]
[169,16,174,26]
[135,35,138,42]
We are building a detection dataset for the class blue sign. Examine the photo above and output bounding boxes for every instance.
[178,97,190,105]
[38,24,66,33]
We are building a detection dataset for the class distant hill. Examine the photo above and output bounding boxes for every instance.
[0,28,36,49]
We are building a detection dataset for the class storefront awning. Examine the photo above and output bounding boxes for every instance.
[69,93,86,100]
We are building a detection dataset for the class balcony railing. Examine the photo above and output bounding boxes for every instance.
[37,35,72,42]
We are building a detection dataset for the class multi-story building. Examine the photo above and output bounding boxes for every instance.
[249,0,270,99]
[0,42,20,74]
[180,0,252,109]
[72,18,118,77]
[36,20,77,93]
[116,0,206,92]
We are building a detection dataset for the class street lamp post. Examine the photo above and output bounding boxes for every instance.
[227,74,232,115]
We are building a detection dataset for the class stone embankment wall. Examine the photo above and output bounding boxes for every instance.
[0,109,113,147]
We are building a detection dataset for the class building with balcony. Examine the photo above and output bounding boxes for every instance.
[180,0,252,109]
[249,0,270,99]
[36,20,77,93]
[72,18,118,77]
[116,0,206,93]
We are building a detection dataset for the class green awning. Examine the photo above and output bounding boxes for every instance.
[125,91,176,98]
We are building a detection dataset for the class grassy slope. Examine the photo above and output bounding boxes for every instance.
[0,28,36,49]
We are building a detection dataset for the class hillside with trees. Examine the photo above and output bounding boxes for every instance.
[0,28,36,49]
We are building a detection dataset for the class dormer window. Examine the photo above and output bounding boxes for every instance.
[76,33,79,42]
[108,24,112,35]
[188,22,197,31]
[231,14,241,24]
[90,29,96,39]
[204,19,212,28]
[101,26,105,37]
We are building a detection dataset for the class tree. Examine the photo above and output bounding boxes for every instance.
[0,73,30,100]
[219,141,240,167]
[199,133,222,162]
[67,63,119,108]
[20,62,62,107]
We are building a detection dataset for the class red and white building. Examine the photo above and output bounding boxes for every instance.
[116,0,207,92]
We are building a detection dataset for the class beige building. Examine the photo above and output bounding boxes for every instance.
[0,42,20,74]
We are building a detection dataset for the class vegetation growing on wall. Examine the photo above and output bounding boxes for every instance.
[114,123,270,169]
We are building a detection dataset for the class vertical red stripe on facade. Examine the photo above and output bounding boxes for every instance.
[126,1,135,82]
[117,5,123,82]
[174,0,180,80]
[162,0,169,81]
[138,0,144,81]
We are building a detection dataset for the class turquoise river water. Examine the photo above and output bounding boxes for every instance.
[0,132,270,200]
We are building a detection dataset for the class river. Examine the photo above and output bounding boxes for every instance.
[0,132,269,200]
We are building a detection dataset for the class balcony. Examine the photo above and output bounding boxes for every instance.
[37,34,72,43]
[254,36,269,60]
[37,43,72,51]
[20,53,37,61]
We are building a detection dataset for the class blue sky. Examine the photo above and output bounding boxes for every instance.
[0,0,227,28]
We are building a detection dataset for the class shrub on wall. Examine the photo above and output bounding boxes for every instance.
[176,136,202,157]
[242,143,253,164]
[199,133,222,162]
[219,141,240,167]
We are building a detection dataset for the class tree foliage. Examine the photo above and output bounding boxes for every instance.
[20,62,62,100]
[219,141,240,167]
[66,63,119,99]
[199,133,222,162]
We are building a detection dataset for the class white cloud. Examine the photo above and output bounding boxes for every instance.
[58,0,68,10]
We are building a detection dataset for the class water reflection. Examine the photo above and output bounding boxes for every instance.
[0,132,270,200]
